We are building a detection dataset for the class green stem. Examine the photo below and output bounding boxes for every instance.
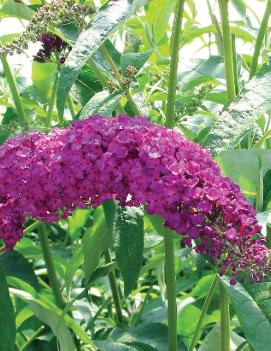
[163,2,185,350]
[189,275,219,351]
[20,326,44,351]
[88,57,126,115]
[249,0,271,79]
[46,72,59,127]
[218,0,236,101]
[0,55,27,127]
[165,0,185,128]
[88,57,107,86]
[104,249,123,325]
[220,283,230,351]
[101,46,140,116]
[130,286,152,326]
[23,220,41,235]
[67,94,75,119]
[38,223,65,309]
[256,156,264,212]
[164,234,177,351]
[231,34,239,96]
[206,0,224,55]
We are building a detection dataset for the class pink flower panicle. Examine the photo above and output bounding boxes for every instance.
[0,115,270,283]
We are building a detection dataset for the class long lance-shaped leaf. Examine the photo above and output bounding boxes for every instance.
[57,0,136,118]
[0,266,16,351]
[220,276,271,351]
[203,65,271,155]
[112,206,144,297]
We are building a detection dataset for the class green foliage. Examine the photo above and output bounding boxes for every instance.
[0,266,16,351]
[221,276,271,351]
[112,206,145,296]
[1,0,271,350]
[203,65,271,155]
[57,0,136,117]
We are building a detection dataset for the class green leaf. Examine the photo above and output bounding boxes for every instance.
[146,0,177,44]
[64,246,83,291]
[203,65,271,155]
[94,341,138,350]
[181,25,255,47]
[111,323,169,351]
[0,266,16,351]
[216,149,271,197]
[112,206,144,296]
[120,50,153,76]
[32,62,57,103]
[83,207,112,284]
[72,65,103,106]
[220,276,271,351]
[190,274,217,298]
[57,0,137,117]
[0,250,41,291]
[12,289,92,346]
[79,91,122,119]
[245,281,271,322]
[0,0,33,20]
[29,302,76,351]
[198,323,248,351]
[68,208,90,241]
[231,0,247,18]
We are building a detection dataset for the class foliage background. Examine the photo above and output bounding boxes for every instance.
[1,0,271,351]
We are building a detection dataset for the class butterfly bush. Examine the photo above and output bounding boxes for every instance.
[0,115,270,283]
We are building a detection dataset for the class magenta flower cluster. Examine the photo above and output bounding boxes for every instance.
[0,115,270,283]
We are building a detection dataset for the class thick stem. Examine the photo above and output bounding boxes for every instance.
[249,0,271,78]
[220,283,231,351]
[165,0,185,128]
[46,72,59,127]
[0,55,27,127]
[231,34,239,96]
[104,249,123,325]
[189,275,219,351]
[218,0,236,101]
[163,2,185,350]
[164,234,177,351]
[38,223,65,309]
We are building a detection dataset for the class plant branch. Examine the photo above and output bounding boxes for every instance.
[164,234,177,351]
[46,72,59,127]
[250,0,271,78]
[1,55,27,127]
[189,275,219,351]
[38,223,65,309]
[206,0,224,55]
[67,94,76,119]
[20,326,45,351]
[218,0,236,101]
[220,283,230,351]
[104,249,123,325]
[231,34,239,95]
[88,57,126,115]
[101,45,141,116]
[165,0,185,128]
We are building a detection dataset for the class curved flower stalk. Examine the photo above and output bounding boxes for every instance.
[0,115,270,283]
